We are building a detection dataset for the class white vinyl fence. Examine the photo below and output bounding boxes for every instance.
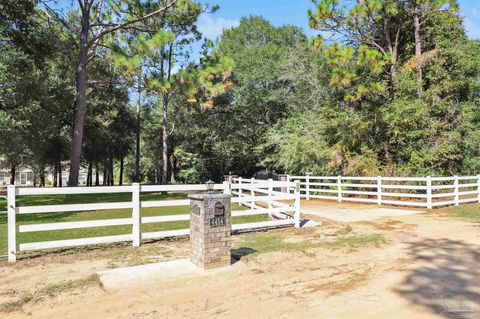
[286,175,480,209]
[6,180,300,262]
[230,178,300,224]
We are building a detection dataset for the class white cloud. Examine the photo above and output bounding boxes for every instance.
[196,15,240,40]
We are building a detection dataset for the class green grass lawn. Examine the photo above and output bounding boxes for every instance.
[438,203,480,222]
[0,192,268,256]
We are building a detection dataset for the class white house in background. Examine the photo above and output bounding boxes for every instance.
[0,158,103,186]
[0,167,34,186]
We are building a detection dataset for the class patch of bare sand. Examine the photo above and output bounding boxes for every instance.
[302,199,423,222]
[0,238,188,307]
[1,207,480,319]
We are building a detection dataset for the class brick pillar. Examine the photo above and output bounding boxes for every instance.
[188,193,232,270]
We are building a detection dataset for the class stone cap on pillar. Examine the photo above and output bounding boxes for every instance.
[188,193,232,201]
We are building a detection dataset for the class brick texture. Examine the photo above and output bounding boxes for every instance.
[189,194,232,270]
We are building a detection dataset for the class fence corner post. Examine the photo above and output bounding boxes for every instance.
[454,175,459,206]
[250,177,255,210]
[477,174,480,203]
[294,180,301,228]
[337,175,342,202]
[426,176,432,210]
[132,183,141,247]
[238,177,243,206]
[377,176,382,206]
[223,180,231,195]
[267,178,273,213]
[306,174,310,200]
[286,175,291,194]
[7,184,16,262]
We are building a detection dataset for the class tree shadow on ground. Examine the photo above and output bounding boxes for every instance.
[231,247,257,264]
[395,238,480,318]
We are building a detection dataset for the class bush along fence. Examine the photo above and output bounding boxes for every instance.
[285,175,480,209]
[6,180,300,262]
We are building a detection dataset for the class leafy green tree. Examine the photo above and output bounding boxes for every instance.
[264,2,480,177]
[308,0,457,96]
[41,0,187,186]
[83,60,134,186]
[407,0,458,94]
[106,28,164,182]
[175,16,306,180]
[385,38,480,175]
[109,2,232,184]
[308,0,406,93]
[0,0,75,185]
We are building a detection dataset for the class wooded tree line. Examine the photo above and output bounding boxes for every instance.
[263,0,480,177]
[1,0,479,186]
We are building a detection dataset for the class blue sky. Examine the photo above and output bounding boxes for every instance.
[197,0,480,40]
[52,1,480,40]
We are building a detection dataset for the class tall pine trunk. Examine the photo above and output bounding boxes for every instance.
[58,163,62,187]
[161,96,169,184]
[53,163,58,187]
[135,82,141,182]
[413,2,423,96]
[40,169,45,187]
[109,157,114,186]
[383,17,398,96]
[10,165,15,185]
[95,164,100,186]
[170,146,176,183]
[119,157,124,186]
[68,9,90,186]
[87,162,93,186]
[167,138,174,182]
[103,161,107,186]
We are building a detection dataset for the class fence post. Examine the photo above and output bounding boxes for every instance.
[250,177,255,210]
[132,183,141,247]
[286,175,291,194]
[426,176,432,210]
[477,174,480,202]
[306,174,310,200]
[223,181,231,195]
[337,175,342,202]
[294,180,301,228]
[7,184,16,262]
[238,177,243,206]
[454,175,459,206]
[377,176,382,205]
[267,178,273,214]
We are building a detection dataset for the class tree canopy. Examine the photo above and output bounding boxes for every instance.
[1,0,480,186]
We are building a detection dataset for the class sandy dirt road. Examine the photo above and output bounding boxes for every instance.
[1,202,479,319]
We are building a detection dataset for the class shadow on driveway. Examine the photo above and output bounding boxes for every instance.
[396,238,480,318]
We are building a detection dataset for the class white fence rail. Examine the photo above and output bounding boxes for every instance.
[286,174,480,209]
[6,180,300,262]
[229,178,300,226]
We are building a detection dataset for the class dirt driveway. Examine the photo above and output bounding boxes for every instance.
[1,204,479,318]
[302,199,423,222]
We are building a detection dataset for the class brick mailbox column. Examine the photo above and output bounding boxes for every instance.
[188,193,232,270]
